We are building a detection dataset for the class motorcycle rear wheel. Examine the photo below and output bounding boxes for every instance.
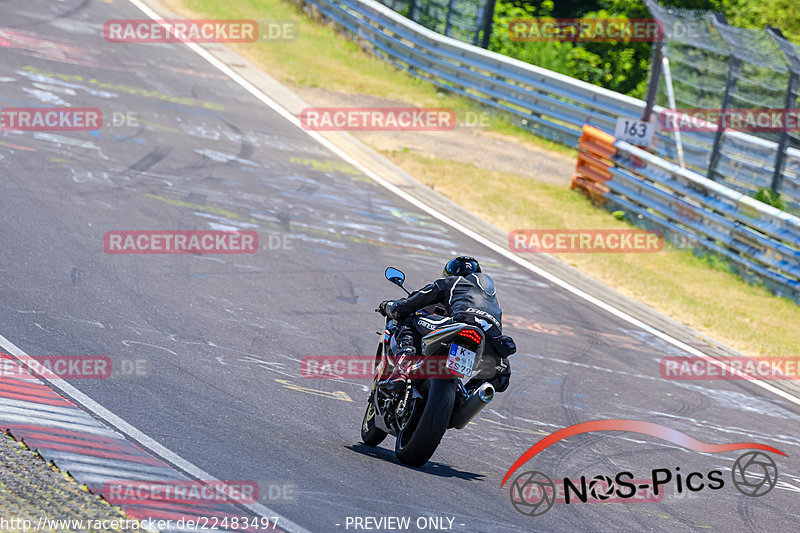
[395,379,455,467]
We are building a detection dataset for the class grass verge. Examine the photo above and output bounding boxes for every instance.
[390,153,800,357]
[161,0,576,157]
[163,0,799,357]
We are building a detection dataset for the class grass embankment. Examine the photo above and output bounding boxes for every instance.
[164,0,800,358]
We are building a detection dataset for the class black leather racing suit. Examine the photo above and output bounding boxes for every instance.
[388,272,512,391]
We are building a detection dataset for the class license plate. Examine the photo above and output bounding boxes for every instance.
[447,343,476,377]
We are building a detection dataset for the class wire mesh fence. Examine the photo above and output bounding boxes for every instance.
[644,0,800,209]
[376,0,494,46]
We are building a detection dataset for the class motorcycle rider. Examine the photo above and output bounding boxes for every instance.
[379,256,514,394]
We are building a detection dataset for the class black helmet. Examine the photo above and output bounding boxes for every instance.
[443,256,481,277]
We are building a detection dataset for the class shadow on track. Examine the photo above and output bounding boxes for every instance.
[346,444,485,481]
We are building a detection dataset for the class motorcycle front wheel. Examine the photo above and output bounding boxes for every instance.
[395,379,455,467]
[361,401,387,446]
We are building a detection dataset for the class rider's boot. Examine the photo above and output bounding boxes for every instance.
[377,344,416,395]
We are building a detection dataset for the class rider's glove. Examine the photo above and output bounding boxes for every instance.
[379,300,397,318]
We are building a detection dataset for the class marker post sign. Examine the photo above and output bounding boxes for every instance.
[615,117,655,147]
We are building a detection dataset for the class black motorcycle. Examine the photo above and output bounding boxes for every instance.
[361,266,508,467]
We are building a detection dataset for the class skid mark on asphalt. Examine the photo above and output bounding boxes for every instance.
[614,505,712,529]
[522,352,696,387]
[478,417,550,437]
[0,305,105,329]
[121,340,178,356]
[616,406,800,449]
[671,382,800,420]
[124,146,171,176]
[505,314,646,352]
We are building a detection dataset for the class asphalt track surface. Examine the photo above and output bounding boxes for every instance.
[1,1,800,532]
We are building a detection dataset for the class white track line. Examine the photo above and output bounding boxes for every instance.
[2,4,796,532]
[0,334,310,533]
[126,0,800,410]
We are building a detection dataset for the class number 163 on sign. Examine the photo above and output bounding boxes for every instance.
[615,117,654,146]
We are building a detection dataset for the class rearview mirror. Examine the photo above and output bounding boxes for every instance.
[385,267,405,287]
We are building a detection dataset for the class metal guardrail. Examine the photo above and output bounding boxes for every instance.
[301,0,800,211]
[608,142,800,302]
[301,0,800,300]
[571,126,800,302]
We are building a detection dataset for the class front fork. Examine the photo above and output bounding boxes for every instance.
[396,380,413,418]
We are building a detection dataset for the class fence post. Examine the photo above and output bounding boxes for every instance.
[706,14,739,182]
[767,27,800,195]
[642,43,664,122]
[771,71,799,193]
[444,0,455,35]
[479,0,497,49]
[408,0,419,23]
[706,56,739,181]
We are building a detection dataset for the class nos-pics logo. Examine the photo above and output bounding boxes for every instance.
[501,419,784,517]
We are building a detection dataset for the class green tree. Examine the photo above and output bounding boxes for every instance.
[489,0,800,98]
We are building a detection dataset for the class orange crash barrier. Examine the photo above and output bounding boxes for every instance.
[570,125,616,205]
